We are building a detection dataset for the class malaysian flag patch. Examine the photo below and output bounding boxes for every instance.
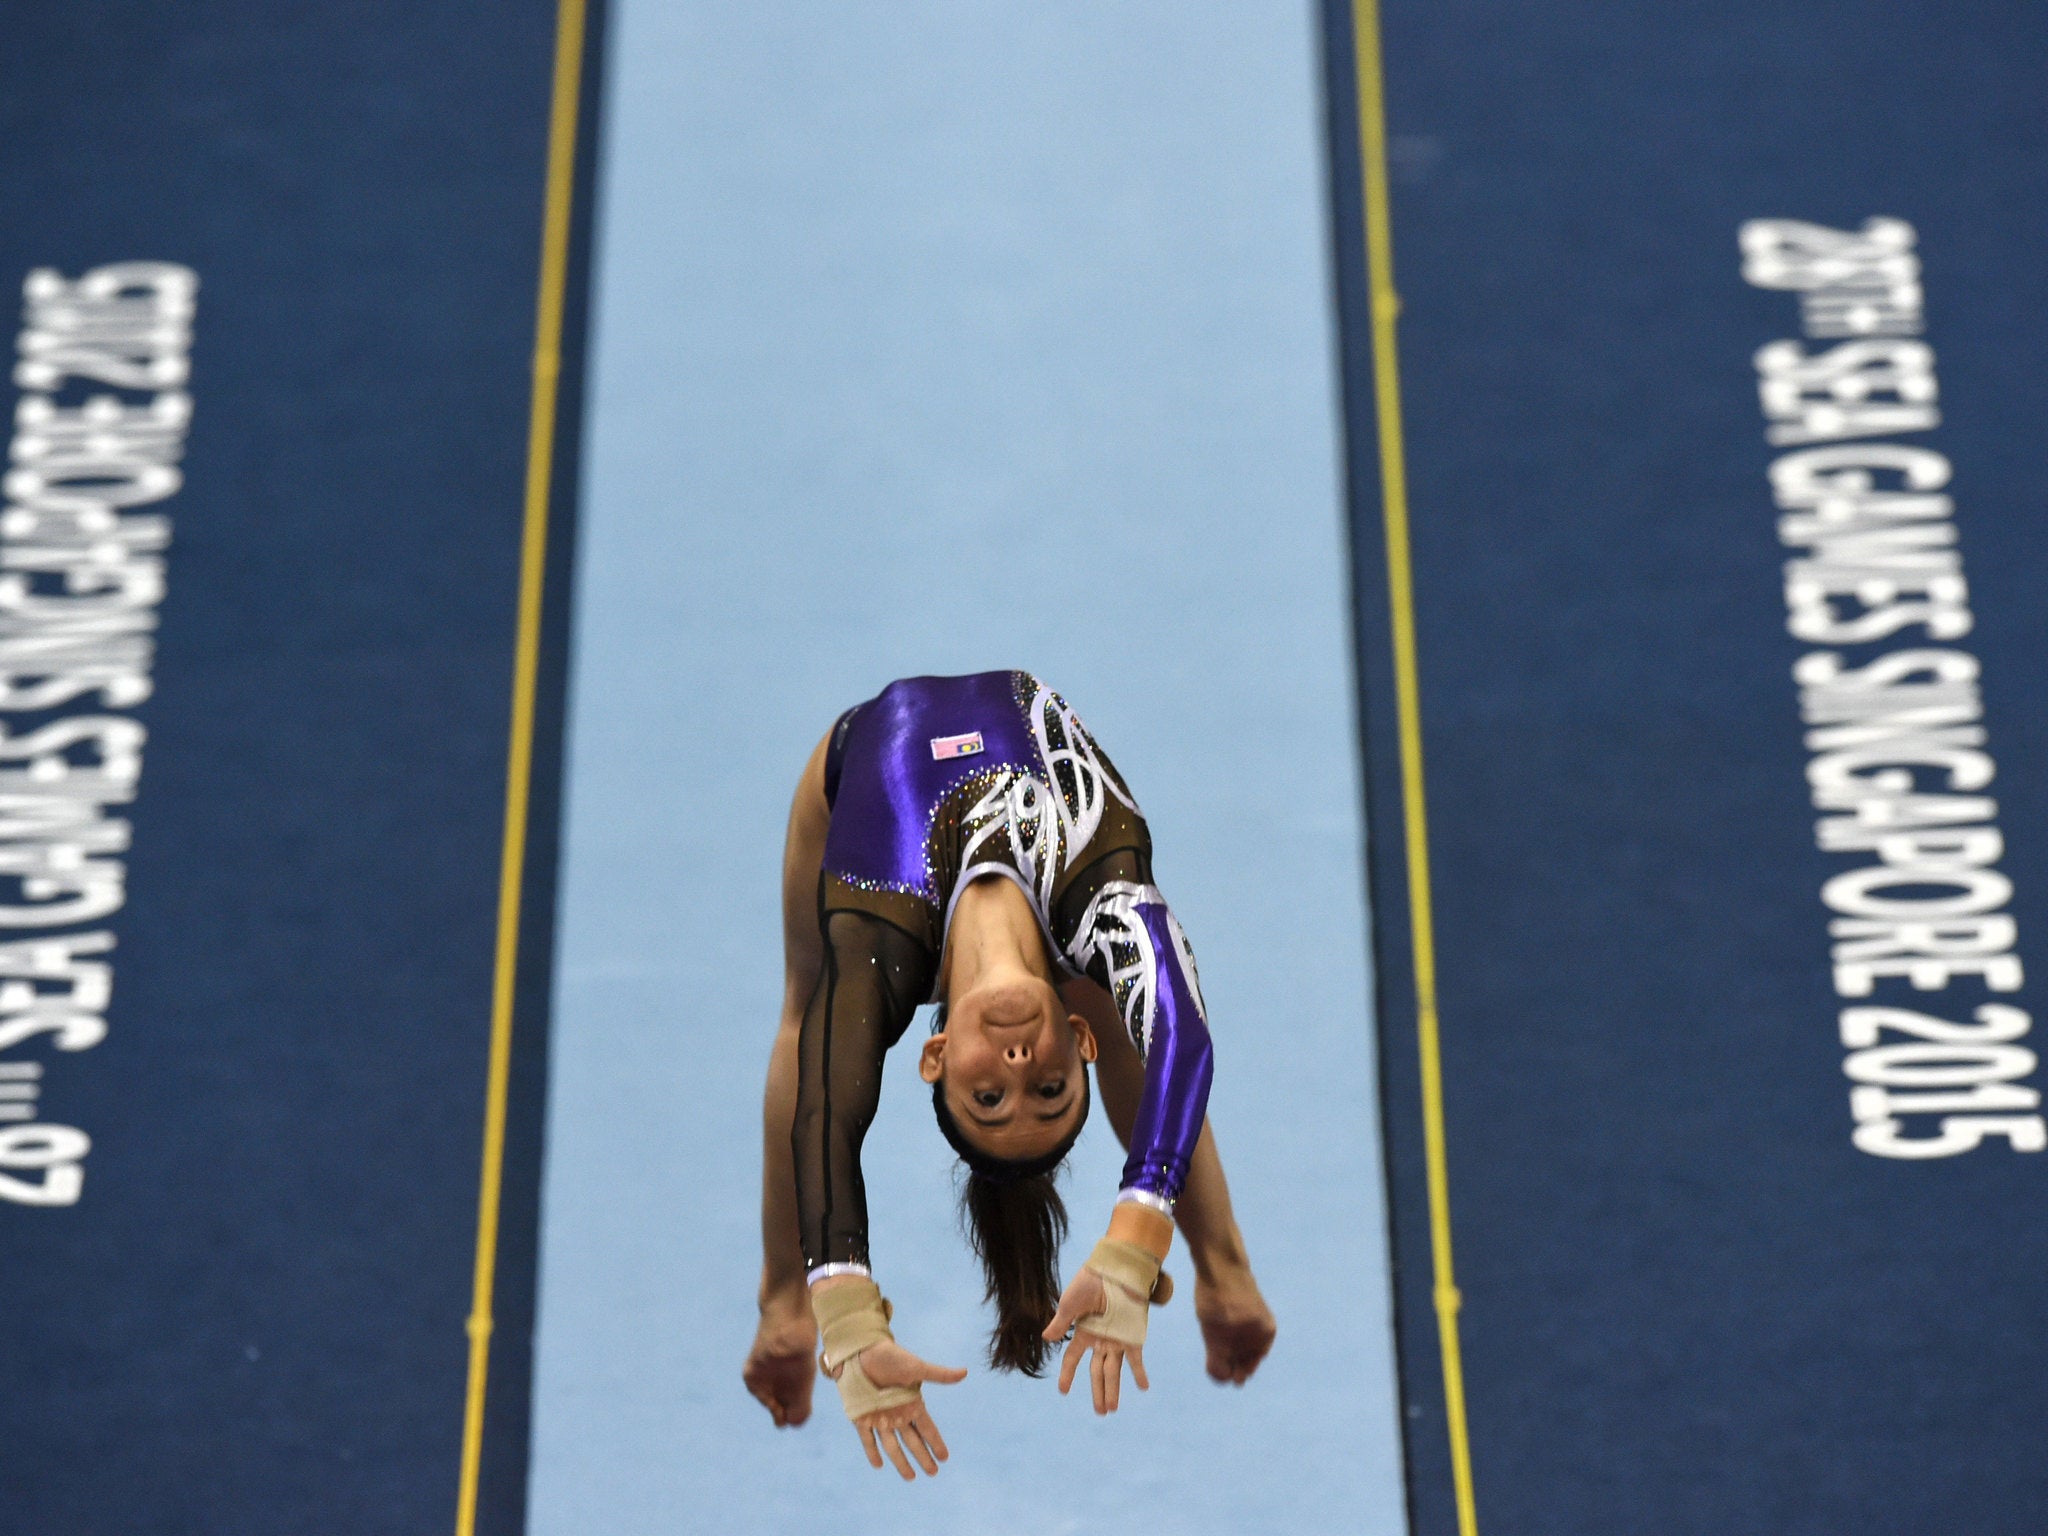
[930,731,984,761]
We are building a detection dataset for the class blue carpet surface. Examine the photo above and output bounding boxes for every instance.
[1328,2,2048,1530]
[0,6,602,1532]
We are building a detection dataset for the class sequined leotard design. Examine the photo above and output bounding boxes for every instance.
[794,670,1214,1276]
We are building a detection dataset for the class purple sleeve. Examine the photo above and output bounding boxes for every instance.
[1065,882,1214,1210]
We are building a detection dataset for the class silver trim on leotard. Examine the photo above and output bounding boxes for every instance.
[1063,879,1207,1055]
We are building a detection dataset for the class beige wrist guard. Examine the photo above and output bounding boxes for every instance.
[831,1350,921,1420]
[1079,1238,1171,1347]
[811,1278,919,1421]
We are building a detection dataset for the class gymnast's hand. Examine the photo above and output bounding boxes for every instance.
[834,1339,967,1480]
[1194,1263,1276,1385]
[1044,1265,1154,1415]
[743,1290,819,1427]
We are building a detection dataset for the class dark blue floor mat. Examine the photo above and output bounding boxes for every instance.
[0,5,603,1532]
[1326,1,2048,1531]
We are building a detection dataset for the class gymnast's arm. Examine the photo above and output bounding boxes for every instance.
[748,730,963,1474]
[1074,976,1276,1385]
[1075,978,1247,1282]
[792,909,974,1478]
[746,729,833,1428]
[1043,850,1222,1407]
[752,725,932,1294]
[789,906,931,1278]
[1059,849,1215,1226]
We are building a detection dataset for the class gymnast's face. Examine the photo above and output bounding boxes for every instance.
[919,976,1097,1161]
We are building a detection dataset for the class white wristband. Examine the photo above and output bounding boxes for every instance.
[806,1261,873,1287]
[1116,1187,1175,1217]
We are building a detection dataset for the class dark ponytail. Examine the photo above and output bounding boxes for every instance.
[932,1074,1091,1375]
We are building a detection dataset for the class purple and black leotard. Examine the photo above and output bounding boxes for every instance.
[794,670,1214,1278]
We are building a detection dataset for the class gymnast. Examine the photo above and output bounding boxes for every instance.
[743,670,1276,1479]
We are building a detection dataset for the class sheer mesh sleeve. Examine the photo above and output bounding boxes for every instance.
[1055,848,1214,1210]
[793,907,934,1272]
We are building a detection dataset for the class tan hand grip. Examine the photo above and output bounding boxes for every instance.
[811,1277,895,1371]
[830,1351,921,1419]
[1078,1238,1169,1347]
[811,1277,916,1422]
